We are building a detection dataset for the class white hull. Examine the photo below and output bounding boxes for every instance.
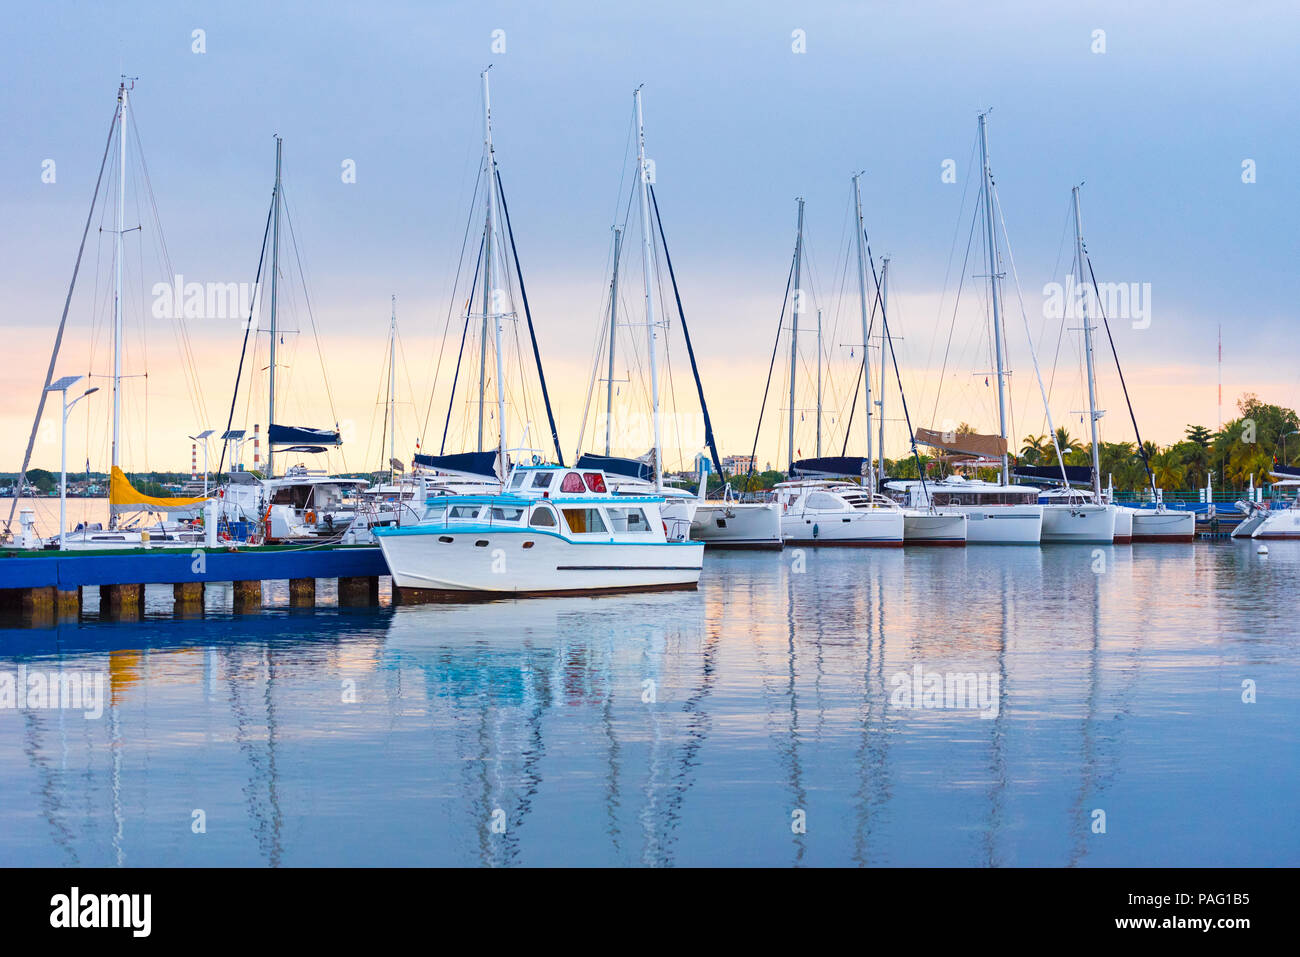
[782,508,904,546]
[901,510,967,545]
[1113,506,1133,544]
[1040,503,1117,543]
[691,501,783,548]
[1253,509,1300,539]
[948,504,1042,544]
[1232,510,1269,538]
[375,526,703,595]
[1131,509,1196,542]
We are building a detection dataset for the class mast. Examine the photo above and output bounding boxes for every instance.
[483,69,508,477]
[978,113,1010,485]
[388,294,397,484]
[605,227,623,455]
[815,307,823,458]
[851,174,875,492]
[1073,185,1104,501]
[267,135,282,478]
[789,197,804,477]
[879,257,889,474]
[634,86,664,493]
[111,81,128,492]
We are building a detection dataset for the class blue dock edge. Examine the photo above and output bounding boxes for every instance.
[0,545,388,591]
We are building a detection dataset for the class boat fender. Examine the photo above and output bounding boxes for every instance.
[813,523,819,538]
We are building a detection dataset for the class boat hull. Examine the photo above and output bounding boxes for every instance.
[1040,503,1117,544]
[1113,506,1133,544]
[782,508,905,546]
[374,526,704,594]
[691,502,783,549]
[1130,509,1195,543]
[949,504,1043,544]
[901,510,967,545]
[1252,509,1300,539]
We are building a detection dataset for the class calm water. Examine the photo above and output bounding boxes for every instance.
[1,542,1297,867]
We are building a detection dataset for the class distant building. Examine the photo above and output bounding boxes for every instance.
[722,454,756,474]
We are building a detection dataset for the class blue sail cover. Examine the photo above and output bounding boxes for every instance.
[792,456,867,478]
[576,453,653,482]
[1012,464,1093,484]
[412,450,501,479]
[1270,466,1300,479]
[268,424,341,446]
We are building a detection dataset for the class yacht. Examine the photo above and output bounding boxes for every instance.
[1251,477,1300,539]
[771,480,905,546]
[886,475,1041,544]
[372,464,703,596]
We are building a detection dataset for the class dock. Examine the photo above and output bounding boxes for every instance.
[0,544,390,621]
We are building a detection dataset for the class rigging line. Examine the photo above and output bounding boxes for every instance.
[650,185,722,479]
[440,230,485,454]
[1040,196,1078,433]
[925,132,981,405]
[215,197,275,476]
[420,167,484,447]
[496,166,564,465]
[6,98,117,536]
[744,254,797,488]
[278,185,341,447]
[929,192,981,428]
[1086,254,1157,496]
[572,229,619,463]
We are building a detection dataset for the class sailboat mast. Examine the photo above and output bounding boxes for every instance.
[879,257,889,472]
[789,197,804,477]
[1073,185,1104,501]
[851,174,875,493]
[633,87,664,493]
[605,227,623,456]
[815,308,823,458]
[483,69,508,476]
[111,81,127,485]
[978,112,1010,485]
[388,294,397,484]
[268,135,282,478]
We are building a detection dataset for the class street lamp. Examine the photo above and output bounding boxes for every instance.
[1283,430,1300,468]
[188,429,214,496]
[45,376,99,550]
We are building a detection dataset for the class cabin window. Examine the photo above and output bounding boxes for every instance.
[509,472,528,489]
[529,506,557,528]
[423,503,448,522]
[607,506,652,533]
[491,506,525,523]
[562,507,608,534]
[531,472,554,490]
[561,472,585,493]
[448,505,483,520]
[583,472,607,493]
[806,492,841,510]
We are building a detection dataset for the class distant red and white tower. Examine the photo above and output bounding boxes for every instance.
[191,443,197,480]
[253,424,261,471]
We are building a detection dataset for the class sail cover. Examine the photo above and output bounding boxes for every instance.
[412,450,503,480]
[576,453,654,483]
[1012,464,1093,484]
[109,466,207,515]
[914,427,1008,458]
[268,424,341,446]
[792,456,867,478]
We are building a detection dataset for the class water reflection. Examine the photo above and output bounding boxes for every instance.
[2,543,1298,866]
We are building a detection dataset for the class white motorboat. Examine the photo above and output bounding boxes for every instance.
[373,464,703,596]
[771,480,905,546]
[1130,505,1196,542]
[1251,478,1300,539]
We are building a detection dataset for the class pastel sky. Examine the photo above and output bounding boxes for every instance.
[3,0,1297,476]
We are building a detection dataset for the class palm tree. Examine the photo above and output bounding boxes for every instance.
[1019,434,1049,464]
[1054,427,1081,456]
[1150,449,1187,491]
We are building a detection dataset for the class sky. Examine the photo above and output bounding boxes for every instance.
[3,0,1298,476]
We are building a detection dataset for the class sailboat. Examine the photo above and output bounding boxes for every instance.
[214,135,370,542]
[373,76,703,596]
[768,197,905,546]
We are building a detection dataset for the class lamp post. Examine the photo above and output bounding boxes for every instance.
[188,429,214,496]
[1282,430,1299,468]
[45,376,99,550]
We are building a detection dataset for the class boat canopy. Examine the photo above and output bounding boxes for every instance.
[268,424,341,446]
[412,449,503,480]
[1012,464,1093,484]
[914,427,1008,458]
[791,456,866,478]
[576,453,654,483]
[109,466,207,515]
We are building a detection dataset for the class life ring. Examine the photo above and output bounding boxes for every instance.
[305,509,317,524]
